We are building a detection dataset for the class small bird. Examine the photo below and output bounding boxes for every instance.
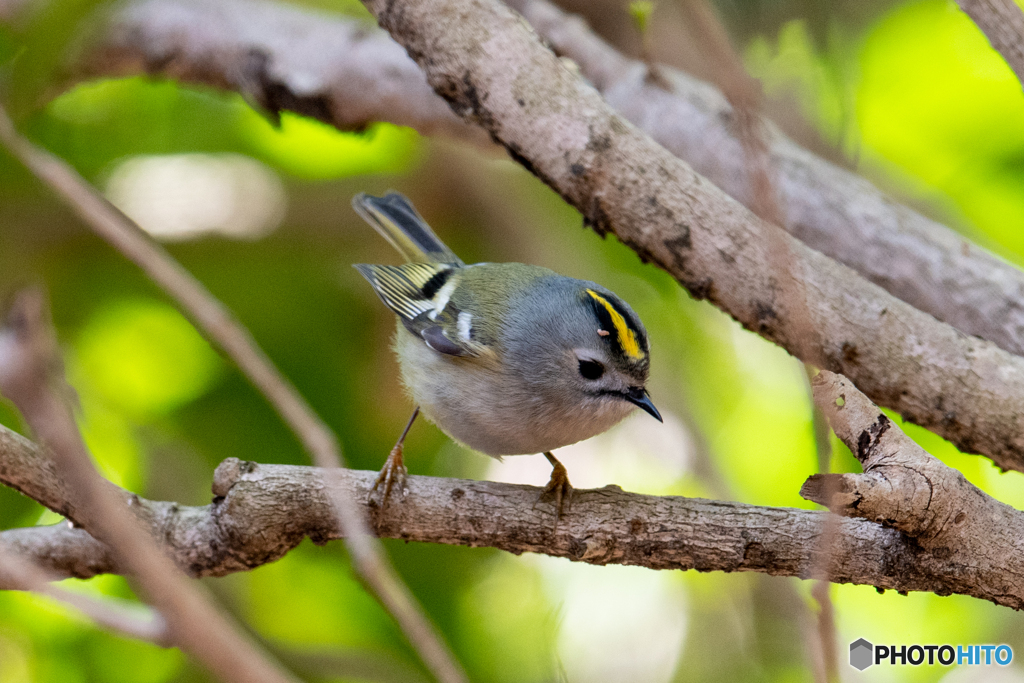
[353,192,662,518]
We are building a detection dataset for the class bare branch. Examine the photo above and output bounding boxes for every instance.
[4,429,1024,607]
[0,522,117,578]
[956,0,1024,89]
[76,0,486,144]
[675,6,835,677]
[0,289,300,683]
[26,0,1024,371]
[19,0,1024,455]
[0,101,466,683]
[9,0,1022,378]
[810,581,838,683]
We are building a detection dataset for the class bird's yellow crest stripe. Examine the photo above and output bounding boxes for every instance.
[586,289,644,360]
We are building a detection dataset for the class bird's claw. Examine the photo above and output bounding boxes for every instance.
[537,457,573,531]
[367,444,408,508]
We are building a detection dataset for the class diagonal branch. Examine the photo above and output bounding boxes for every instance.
[0,289,300,683]
[0,544,168,644]
[510,0,1024,363]
[39,0,1024,366]
[37,0,1024,472]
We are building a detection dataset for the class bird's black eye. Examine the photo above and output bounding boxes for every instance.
[578,359,605,380]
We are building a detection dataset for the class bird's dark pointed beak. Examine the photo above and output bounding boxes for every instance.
[625,387,663,422]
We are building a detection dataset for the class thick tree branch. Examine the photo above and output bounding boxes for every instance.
[510,0,1024,363]
[5,429,1024,608]
[802,371,1024,609]
[45,0,1024,367]
[3,0,1024,619]
[35,0,1024,472]
[956,0,1024,89]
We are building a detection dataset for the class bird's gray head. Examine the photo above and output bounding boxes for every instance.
[501,276,661,423]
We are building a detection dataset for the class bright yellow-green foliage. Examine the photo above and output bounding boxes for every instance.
[243,114,421,180]
[73,299,223,417]
[857,0,1024,258]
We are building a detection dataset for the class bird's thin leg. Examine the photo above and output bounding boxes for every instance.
[541,451,574,523]
[368,406,420,507]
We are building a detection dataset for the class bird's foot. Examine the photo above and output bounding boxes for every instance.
[367,443,408,508]
[537,453,573,529]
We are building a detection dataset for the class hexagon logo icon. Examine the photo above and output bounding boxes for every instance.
[850,638,874,671]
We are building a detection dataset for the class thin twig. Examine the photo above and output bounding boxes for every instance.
[0,104,466,683]
[0,544,169,644]
[810,581,839,683]
[0,289,299,683]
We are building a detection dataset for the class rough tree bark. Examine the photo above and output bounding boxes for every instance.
[5,423,1024,608]
[803,372,1024,609]
[0,0,1023,625]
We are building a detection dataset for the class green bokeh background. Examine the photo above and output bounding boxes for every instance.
[2,0,1024,681]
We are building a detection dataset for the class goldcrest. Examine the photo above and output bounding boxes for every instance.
[353,192,661,516]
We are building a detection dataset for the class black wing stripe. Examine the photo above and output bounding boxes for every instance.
[355,263,455,321]
[421,267,454,300]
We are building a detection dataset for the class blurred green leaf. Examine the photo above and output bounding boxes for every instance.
[72,298,224,418]
[0,24,20,67]
[857,0,1024,260]
[3,1,1024,680]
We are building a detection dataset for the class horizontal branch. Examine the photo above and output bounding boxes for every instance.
[0,290,301,683]
[48,0,1024,366]
[0,103,467,683]
[0,522,117,578]
[2,442,1022,607]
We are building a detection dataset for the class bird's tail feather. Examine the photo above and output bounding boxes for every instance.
[352,192,463,265]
